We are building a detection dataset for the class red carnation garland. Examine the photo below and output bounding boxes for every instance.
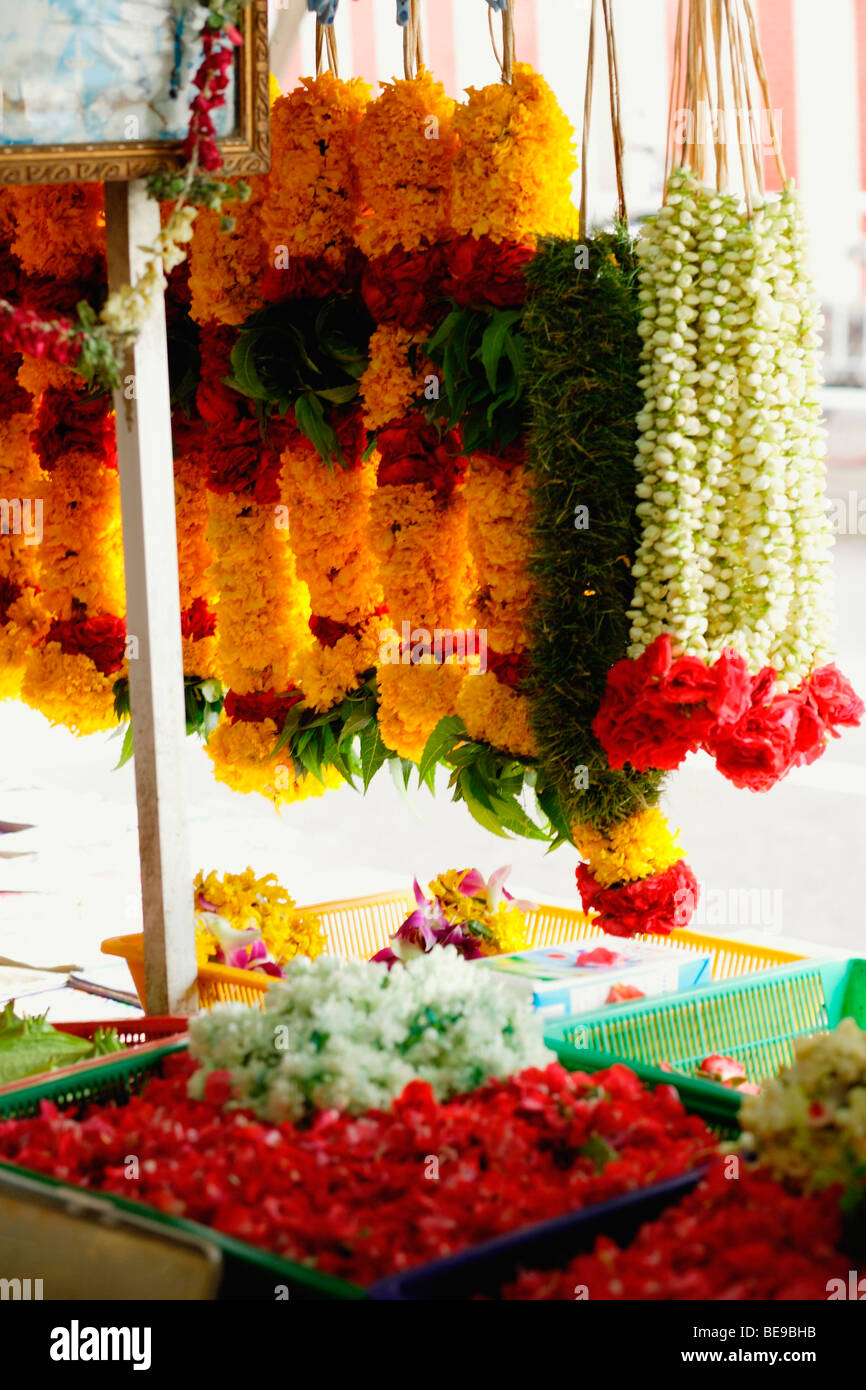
[593,634,864,792]
[576,856,699,938]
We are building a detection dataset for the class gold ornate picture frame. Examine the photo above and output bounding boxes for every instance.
[0,0,270,185]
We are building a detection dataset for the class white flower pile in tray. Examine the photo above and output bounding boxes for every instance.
[187,947,553,1122]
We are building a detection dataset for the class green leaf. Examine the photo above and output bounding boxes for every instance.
[359,721,388,791]
[228,334,271,401]
[294,392,338,467]
[418,714,465,784]
[113,722,134,770]
[339,710,372,743]
[480,309,522,393]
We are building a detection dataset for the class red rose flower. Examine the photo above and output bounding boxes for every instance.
[806,663,864,735]
[223,687,303,730]
[487,647,530,689]
[709,683,826,791]
[47,613,126,676]
[181,597,216,643]
[576,858,699,937]
[262,251,364,305]
[442,235,535,308]
[376,416,466,497]
[362,247,446,330]
[32,387,117,471]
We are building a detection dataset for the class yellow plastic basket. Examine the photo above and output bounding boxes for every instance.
[102,891,804,1011]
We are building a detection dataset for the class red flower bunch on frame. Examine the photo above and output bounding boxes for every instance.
[503,1160,846,1301]
[46,614,127,676]
[0,1057,715,1289]
[576,857,699,938]
[593,635,863,792]
[181,596,216,643]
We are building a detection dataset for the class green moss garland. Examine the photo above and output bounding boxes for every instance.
[523,228,665,830]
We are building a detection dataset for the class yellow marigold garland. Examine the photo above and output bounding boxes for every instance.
[261,74,370,269]
[456,670,536,760]
[280,436,382,712]
[21,647,119,736]
[7,182,105,278]
[354,69,457,256]
[188,175,269,328]
[0,407,44,700]
[451,64,578,245]
[360,325,431,432]
[206,490,311,696]
[368,480,474,761]
[174,452,218,677]
[572,807,685,890]
[206,716,343,806]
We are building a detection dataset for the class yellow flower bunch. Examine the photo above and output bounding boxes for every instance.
[7,182,105,278]
[465,454,534,652]
[572,807,684,889]
[194,866,326,963]
[188,176,269,327]
[354,69,457,256]
[207,492,312,695]
[206,715,341,806]
[456,671,537,759]
[360,325,431,432]
[262,74,370,267]
[21,646,117,734]
[428,868,530,955]
[174,453,218,677]
[451,64,578,244]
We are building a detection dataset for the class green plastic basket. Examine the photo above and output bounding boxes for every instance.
[0,1043,364,1301]
[544,958,866,1125]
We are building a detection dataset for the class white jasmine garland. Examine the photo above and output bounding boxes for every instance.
[627,169,835,687]
[187,948,553,1123]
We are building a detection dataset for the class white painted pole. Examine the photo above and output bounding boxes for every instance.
[104,179,197,1015]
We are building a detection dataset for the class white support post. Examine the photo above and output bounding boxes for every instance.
[105,180,197,1015]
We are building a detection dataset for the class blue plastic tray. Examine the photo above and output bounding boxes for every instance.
[368,1168,706,1300]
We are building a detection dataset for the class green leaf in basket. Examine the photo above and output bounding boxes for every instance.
[576,1133,619,1173]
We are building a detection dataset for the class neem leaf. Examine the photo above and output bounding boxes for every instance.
[418,714,465,784]
[114,722,134,770]
[359,721,388,791]
[480,309,523,393]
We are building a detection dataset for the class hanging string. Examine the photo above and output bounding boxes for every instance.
[315,21,339,77]
[401,0,424,79]
[579,0,598,234]
[663,0,685,199]
[601,0,627,223]
[742,0,786,185]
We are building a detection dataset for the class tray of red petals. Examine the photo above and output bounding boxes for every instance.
[0,1049,718,1295]
[499,1161,850,1301]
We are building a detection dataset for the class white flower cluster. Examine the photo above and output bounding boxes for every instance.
[740,1017,866,1191]
[628,167,834,686]
[187,947,552,1123]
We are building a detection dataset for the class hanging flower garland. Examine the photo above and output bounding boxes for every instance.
[593,4,863,789]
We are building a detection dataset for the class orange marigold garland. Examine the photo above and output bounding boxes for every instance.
[260,74,370,272]
[354,69,457,258]
[188,175,270,328]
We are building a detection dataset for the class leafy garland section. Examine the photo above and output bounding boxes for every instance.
[0,1,249,390]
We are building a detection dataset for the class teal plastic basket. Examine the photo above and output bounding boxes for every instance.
[544,958,866,1123]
